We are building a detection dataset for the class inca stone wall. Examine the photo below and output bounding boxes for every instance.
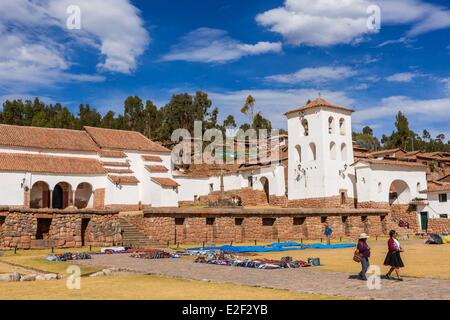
[0,208,121,249]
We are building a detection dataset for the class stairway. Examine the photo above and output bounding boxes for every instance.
[118,217,161,248]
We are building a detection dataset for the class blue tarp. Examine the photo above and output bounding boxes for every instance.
[187,242,356,253]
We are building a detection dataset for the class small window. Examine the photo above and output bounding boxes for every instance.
[321,216,327,223]
[248,176,253,188]
[342,216,348,223]
[439,214,448,219]
[175,218,185,225]
[339,118,346,135]
[209,183,214,193]
[293,217,305,225]
[0,216,5,226]
[417,182,421,192]
[361,216,368,222]
[302,119,309,136]
[262,218,275,226]
[438,194,447,203]
[340,191,347,205]
[206,217,215,225]
[235,218,244,226]
[378,182,382,193]
[328,117,335,134]
[329,142,336,160]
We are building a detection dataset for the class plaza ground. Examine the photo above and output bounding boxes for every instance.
[0,238,449,300]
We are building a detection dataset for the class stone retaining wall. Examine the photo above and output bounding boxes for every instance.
[0,208,121,249]
[427,218,450,234]
[131,207,389,244]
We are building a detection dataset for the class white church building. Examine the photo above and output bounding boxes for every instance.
[0,98,444,230]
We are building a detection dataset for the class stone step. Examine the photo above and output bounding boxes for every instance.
[118,217,155,248]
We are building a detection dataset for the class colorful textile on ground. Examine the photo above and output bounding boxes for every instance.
[99,247,136,254]
[188,242,355,253]
[194,251,313,269]
[130,249,178,259]
[47,252,92,261]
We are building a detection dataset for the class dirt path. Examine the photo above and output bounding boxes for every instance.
[78,254,450,300]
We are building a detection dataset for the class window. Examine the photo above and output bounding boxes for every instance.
[209,183,214,193]
[378,182,382,193]
[328,117,335,134]
[248,176,253,188]
[308,143,317,161]
[293,217,305,225]
[206,217,215,225]
[295,145,302,163]
[340,190,347,205]
[361,216,368,222]
[439,194,448,203]
[339,118,346,135]
[262,218,275,226]
[0,216,5,227]
[417,182,422,192]
[439,214,448,219]
[301,119,309,136]
[341,216,348,223]
[341,143,348,161]
[235,218,244,226]
[175,218,185,225]
[321,216,327,223]
[329,142,336,160]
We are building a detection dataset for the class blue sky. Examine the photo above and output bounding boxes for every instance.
[1,0,450,139]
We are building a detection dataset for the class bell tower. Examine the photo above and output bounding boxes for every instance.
[286,98,355,203]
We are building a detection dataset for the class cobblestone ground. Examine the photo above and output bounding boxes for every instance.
[79,254,450,300]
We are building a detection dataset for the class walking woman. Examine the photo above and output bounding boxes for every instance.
[384,230,405,281]
[357,233,371,280]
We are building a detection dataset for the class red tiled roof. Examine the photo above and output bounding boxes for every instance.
[101,161,130,167]
[145,165,169,173]
[84,126,170,153]
[0,124,99,152]
[151,177,179,188]
[108,175,139,185]
[142,155,163,162]
[105,168,134,174]
[99,150,127,158]
[284,98,354,116]
[0,153,106,175]
[369,148,406,157]
[421,180,450,193]
[352,158,427,168]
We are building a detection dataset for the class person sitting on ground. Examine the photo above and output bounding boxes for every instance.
[384,230,405,281]
[356,233,371,281]
[324,223,333,245]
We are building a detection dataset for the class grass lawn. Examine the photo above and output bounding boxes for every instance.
[253,240,450,280]
[0,274,347,300]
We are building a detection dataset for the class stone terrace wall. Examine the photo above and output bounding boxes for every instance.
[287,196,355,209]
[132,207,389,245]
[427,218,450,234]
[0,208,121,249]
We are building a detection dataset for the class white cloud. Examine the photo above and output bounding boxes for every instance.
[161,28,282,63]
[442,77,450,92]
[209,88,355,128]
[386,72,416,83]
[256,0,450,47]
[354,96,450,124]
[0,0,149,88]
[265,66,356,84]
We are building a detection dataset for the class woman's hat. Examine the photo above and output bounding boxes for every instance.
[359,233,369,239]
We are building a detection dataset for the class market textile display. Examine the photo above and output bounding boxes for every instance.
[47,252,92,261]
[194,251,315,269]
[188,241,356,253]
[130,249,179,259]
[99,246,137,254]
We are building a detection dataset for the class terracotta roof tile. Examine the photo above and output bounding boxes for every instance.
[151,177,179,188]
[84,126,170,153]
[101,161,130,167]
[99,150,127,158]
[142,155,163,162]
[108,175,139,185]
[0,124,99,152]
[0,153,106,175]
[352,158,427,168]
[369,148,406,157]
[145,165,169,173]
[285,98,354,116]
[105,168,134,174]
[421,180,450,193]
